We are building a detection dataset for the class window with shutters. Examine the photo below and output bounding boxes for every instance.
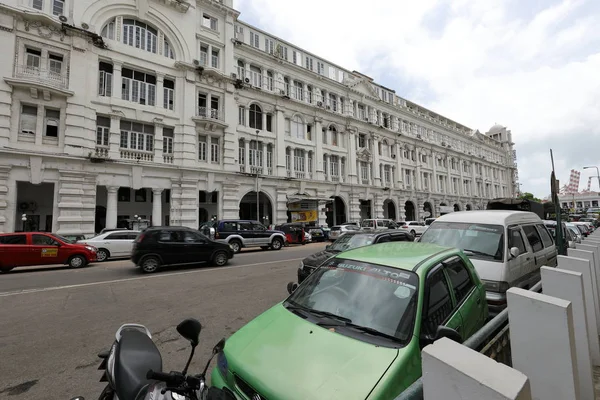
[264,38,274,55]
[249,31,259,48]
[44,108,60,137]
[317,61,324,75]
[249,104,263,130]
[52,0,64,16]
[163,78,174,110]
[202,14,218,31]
[96,116,110,147]
[26,48,41,69]
[32,0,43,10]
[305,56,313,71]
[238,106,246,126]
[101,18,175,59]
[121,68,156,106]
[290,115,304,140]
[20,104,38,135]
[198,135,207,161]
[162,128,174,155]
[119,121,154,152]
[210,137,220,163]
[98,62,113,97]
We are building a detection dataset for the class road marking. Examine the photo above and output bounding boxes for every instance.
[0,257,304,297]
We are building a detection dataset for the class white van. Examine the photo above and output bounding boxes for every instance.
[418,210,557,315]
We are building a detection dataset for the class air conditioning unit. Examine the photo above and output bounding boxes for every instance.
[417,134,422,139]
[244,78,250,83]
[230,73,237,79]
[317,101,323,107]
[441,141,446,146]
[391,154,396,159]
[193,59,200,66]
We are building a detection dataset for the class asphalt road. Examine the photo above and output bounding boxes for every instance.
[0,242,326,399]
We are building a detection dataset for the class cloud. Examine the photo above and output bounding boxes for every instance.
[233,0,600,198]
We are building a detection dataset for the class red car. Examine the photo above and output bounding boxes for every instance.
[0,232,97,272]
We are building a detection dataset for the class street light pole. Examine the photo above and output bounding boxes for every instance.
[583,166,600,192]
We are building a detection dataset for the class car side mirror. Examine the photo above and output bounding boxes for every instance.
[509,246,520,259]
[433,325,462,343]
[176,318,202,347]
[287,282,298,295]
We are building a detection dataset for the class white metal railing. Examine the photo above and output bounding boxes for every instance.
[120,149,154,162]
[197,107,223,121]
[15,65,68,89]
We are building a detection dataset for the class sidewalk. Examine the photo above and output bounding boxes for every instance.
[595,366,600,396]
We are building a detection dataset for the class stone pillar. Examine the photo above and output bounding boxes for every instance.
[349,192,361,222]
[372,135,381,185]
[275,188,289,225]
[337,156,343,183]
[108,113,121,160]
[262,142,268,173]
[221,182,240,220]
[154,124,163,163]
[112,62,122,101]
[507,288,579,400]
[323,154,329,181]
[303,150,309,178]
[275,106,286,176]
[156,73,164,110]
[422,338,532,400]
[105,186,119,230]
[541,266,595,399]
[55,171,97,236]
[152,189,163,227]
[244,139,250,172]
[170,178,199,229]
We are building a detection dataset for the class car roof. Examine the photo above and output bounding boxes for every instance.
[434,210,542,225]
[335,242,454,273]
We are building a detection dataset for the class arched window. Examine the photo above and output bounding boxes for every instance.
[329,125,338,146]
[291,115,304,139]
[100,18,175,59]
[249,104,263,130]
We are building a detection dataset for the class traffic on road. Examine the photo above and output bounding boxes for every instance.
[1,203,597,400]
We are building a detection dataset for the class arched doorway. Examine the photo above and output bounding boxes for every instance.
[95,205,106,234]
[239,191,273,225]
[404,201,415,221]
[423,202,433,219]
[466,204,472,211]
[326,196,347,227]
[454,204,461,212]
[383,199,396,220]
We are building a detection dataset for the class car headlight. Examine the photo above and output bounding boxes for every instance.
[217,351,228,378]
[85,246,96,252]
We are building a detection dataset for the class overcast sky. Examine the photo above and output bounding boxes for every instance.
[233,0,600,199]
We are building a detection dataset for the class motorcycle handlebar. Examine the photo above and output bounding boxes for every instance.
[146,369,183,384]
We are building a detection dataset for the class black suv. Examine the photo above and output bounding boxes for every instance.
[131,226,233,273]
[297,230,414,283]
[202,220,286,254]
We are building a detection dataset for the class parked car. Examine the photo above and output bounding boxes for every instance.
[99,227,130,234]
[131,226,233,273]
[565,222,583,243]
[361,219,401,231]
[208,220,286,253]
[328,224,360,241]
[419,210,557,315]
[543,220,575,248]
[304,230,312,243]
[60,234,86,242]
[425,218,437,226]
[308,227,326,242]
[401,221,428,236]
[573,221,591,237]
[211,242,488,399]
[297,230,414,283]
[0,232,97,272]
[78,230,140,262]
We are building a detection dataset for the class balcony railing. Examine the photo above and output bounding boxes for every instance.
[250,166,263,174]
[197,107,223,121]
[163,154,174,164]
[295,171,305,179]
[239,164,246,173]
[14,65,68,89]
[120,149,154,162]
[94,146,109,158]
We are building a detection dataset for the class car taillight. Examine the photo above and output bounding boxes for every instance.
[215,232,220,239]
[135,233,145,243]
[402,225,408,228]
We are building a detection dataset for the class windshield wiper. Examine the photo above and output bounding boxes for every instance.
[463,249,496,258]
[317,319,403,342]
[285,302,352,323]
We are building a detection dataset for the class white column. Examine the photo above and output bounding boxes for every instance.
[303,150,309,178]
[324,154,329,180]
[422,338,532,400]
[541,266,595,399]
[112,62,122,101]
[244,139,250,172]
[152,189,163,227]
[154,124,163,162]
[507,288,579,400]
[106,186,119,229]
[337,156,342,183]
[568,248,600,332]
[262,142,267,173]
[156,74,164,110]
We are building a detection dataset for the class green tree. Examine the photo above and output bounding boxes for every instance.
[519,192,542,202]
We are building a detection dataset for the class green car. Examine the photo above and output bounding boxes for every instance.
[211,242,488,399]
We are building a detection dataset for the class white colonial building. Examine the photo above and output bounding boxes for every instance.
[0,0,518,235]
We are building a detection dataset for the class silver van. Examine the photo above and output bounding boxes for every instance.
[419,210,557,315]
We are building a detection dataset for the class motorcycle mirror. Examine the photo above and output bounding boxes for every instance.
[177,318,202,347]
[287,282,298,295]
[70,397,85,400]
[213,338,226,354]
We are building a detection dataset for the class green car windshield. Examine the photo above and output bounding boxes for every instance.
[286,258,419,346]
[329,234,376,252]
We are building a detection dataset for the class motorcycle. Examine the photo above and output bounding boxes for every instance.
[70,318,235,400]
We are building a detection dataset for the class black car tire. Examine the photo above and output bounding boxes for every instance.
[410,230,416,236]
[0,266,15,273]
[140,256,161,273]
[213,251,229,267]
[96,248,110,262]
[229,240,242,254]
[271,237,283,250]
[68,255,87,269]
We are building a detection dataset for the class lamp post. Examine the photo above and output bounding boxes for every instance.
[255,129,260,222]
[583,166,600,192]
[21,213,27,232]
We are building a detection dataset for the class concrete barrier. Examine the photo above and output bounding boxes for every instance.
[507,288,580,400]
[558,255,600,366]
[422,337,532,400]
[567,249,600,332]
[541,266,594,399]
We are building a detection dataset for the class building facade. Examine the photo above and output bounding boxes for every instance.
[0,0,518,235]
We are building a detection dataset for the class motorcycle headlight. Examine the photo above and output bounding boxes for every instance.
[299,260,304,269]
[217,351,228,379]
[106,343,116,388]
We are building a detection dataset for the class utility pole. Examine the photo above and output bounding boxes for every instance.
[551,150,566,255]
